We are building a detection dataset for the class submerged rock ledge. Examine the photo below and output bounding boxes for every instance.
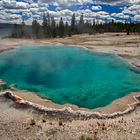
[1,91,140,120]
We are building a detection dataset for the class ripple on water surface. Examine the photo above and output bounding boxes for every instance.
[0,46,140,109]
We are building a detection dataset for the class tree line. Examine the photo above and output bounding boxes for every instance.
[11,13,140,38]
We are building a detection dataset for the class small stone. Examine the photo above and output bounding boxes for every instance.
[59,120,63,126]
[30,119,36,126]
[42,119,46,123]
[107,127,111,131]
[25,126,30,130]
[124,128,127,131]
[132,130,137,135]
[118,129,121,132]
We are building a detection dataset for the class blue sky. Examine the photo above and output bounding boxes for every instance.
[0,0,140,24]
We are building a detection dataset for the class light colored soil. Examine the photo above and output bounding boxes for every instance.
[1,33,140,67]
[0,94,140,140]
[0,33,140,139]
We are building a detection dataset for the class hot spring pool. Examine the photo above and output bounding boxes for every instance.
[0,46,140,109]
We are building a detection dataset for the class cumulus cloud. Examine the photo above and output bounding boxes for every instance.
[2,0,29,9]
[39,0,140,6]
[134,14,140,21]
[39,0,93,6]
[111,13,129,19]
[95,0,140,5]
[91,5,102,10]
[0,0,140,24]
[123,4,140,15]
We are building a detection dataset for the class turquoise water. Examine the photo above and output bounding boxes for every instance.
[0,46,140,109]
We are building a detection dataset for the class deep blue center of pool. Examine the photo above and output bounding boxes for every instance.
[0,46,140,109]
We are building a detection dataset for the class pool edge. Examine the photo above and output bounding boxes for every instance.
[0,91,140,120]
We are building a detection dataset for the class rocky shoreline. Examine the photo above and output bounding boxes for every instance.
[1,91,140,120]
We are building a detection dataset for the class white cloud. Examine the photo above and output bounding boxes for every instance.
[111,13,129,19]
[95,0,140,5]
[122,4,140,15]
[0,0,140,24]
[91,5,102,10]
[2,0,29,9]
[39,0,140,6]
[39,0,93,6]
[134,14,140,21]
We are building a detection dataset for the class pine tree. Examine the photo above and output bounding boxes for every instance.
[125,22,130,35]
[136,23,140,34]
[58,17,65,37]
[79,14,84,25]
[51,17,57,38]
[11,24,17,38]
[18,21,26,38]
[90,19,96,34]
[42,13,52,38]
[78,14,85,34]
[42,14,48,38]
[64,21,69,36]
[46,13,52,37]
[71,13,76,34]
[32,20,40,38]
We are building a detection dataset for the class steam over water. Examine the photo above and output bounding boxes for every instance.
[0,46,140,109]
